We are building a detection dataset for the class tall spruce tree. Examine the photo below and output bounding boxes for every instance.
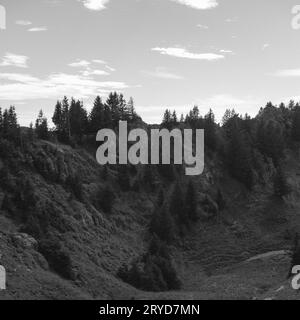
[69,98,88,140]
[89,96,104,133]
[106,92,120,127]
[2,106,20,141]
[52,101,63,134]
[292,104,300,141]
[204,108,217,150]
[35,110,49,140]
[226,116,253,189]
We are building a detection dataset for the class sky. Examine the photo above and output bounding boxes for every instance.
[0,0,300,125]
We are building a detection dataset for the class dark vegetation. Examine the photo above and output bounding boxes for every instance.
[0,94,299,295]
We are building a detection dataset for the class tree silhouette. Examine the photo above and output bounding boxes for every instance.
[35,110,49,140]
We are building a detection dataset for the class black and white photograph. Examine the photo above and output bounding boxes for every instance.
[0,0,300,307]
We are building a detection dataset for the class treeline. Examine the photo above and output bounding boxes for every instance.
[1,97,299,194]
[1,97,299,196]
[50,93,140,143]
[3,92,141,144]
[160,101,299,195]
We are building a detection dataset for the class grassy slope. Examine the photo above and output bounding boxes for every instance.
[1,140,300,300]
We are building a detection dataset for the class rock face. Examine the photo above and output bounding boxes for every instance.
[11,233,38,250]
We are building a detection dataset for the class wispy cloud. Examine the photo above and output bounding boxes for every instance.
[152,47,224,61]
[0,53,29,68]
[273,69,300,77]
[69,59,91,67]
[82,69,110,76]
[170,0,218,10]
[93,59,106,64]
[28,27,48,32]
[144,67,184,80]
[68,59,114,76]
[262,43,270,51]
[0,72,129,101]
[197,24,209,29]
[80,0,110,11]
[219,49,234,54]
[79,0,218,11]
[105,65,116,72]
[15,20,32,26]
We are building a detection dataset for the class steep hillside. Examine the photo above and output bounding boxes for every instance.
[0,137,300,300]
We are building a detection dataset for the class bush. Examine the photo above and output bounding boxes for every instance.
[38,238,75,280]
[117,237,181,292]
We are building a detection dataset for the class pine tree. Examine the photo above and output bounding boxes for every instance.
[52,101,63,134]
[53,99,70,142]
[69,99,88,140]
[171,110,178,125]
[35,110,49,140]
[162,109,172,129]
[180,113,185,123]
[226,116,253,189]
[222,109,237,126]
[2,106,20,142]
[204,108,217,150]
[89,96,104,133]
[187,106,200,128]
[61,96,71,142]
[103,102,112,128]
[106,92,120,127]
[126,97,137,122]
[118,93,127,121]
[292,104,300,142]
[0,108,3,135]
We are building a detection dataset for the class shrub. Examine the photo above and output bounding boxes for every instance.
[117,237,181,292]
[38,238,75,280]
